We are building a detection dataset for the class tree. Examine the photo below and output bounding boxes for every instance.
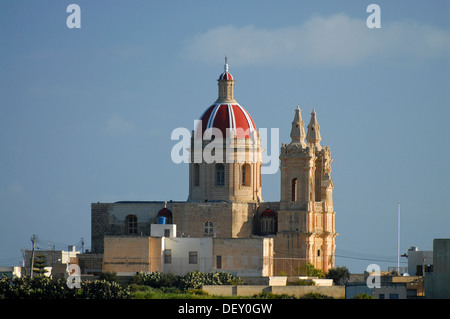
[305,262,324,278]
[33,254,49,277]
[326,266,350,286]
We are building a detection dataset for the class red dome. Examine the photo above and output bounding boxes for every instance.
[219,71,234,81]
[196,103,256,139]
[260,209,275,217]
[157,207,172,218]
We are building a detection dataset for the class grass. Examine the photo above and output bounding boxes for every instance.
[129,285,330,299]
[131,285,214,299]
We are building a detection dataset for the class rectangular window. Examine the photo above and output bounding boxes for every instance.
[216,164,225,186]
[194,164,200,186]
[389,293,399,299]
[164,229,171,237]
[216,255,222,269]
[189,251,198,264]
[164,249,172,264]
[204,221,214,236]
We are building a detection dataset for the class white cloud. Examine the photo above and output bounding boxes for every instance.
[183,13,450,68]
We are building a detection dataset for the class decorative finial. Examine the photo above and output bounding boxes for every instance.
[306,109,321,149]
[290,106,306,147]
[164,201,167,208]
[224,56,229,73]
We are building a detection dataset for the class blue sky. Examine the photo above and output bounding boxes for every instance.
[0,0,449,273]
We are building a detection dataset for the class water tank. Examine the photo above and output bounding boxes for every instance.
[158,216,167,224]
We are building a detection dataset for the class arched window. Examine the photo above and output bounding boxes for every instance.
[204,221,214,236]
[193,164,200,186]
[259,209,276,235]
[291,178,298,202]
[216,164,225,186]
[125,215,137,235]
[242,163,251,186]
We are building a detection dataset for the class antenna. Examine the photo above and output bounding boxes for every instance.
[397,203,400,274]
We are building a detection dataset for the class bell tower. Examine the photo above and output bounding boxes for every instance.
[276,107,337,274]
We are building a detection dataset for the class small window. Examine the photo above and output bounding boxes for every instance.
[291,178,298,201]
[164,249,172,264]
[389,294,399,299]
[242,164,251,186]
[164,229,171,237]
[204,221,214,236]
[216,255,222,269]
[317,250,321,257]
[125,215,138,235]
[193,164,200,186]
[216,164,225,186]
[189,251,198,264]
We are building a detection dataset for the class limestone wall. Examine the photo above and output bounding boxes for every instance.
[102,236,162,274]
[202,285,345,298]
[212,238,273,277]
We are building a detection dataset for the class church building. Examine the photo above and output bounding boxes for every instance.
[88,60,337,277]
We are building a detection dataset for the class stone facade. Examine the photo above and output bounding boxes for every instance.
[103,236,162,274]
[188,136,263,203]
[213,238,274,277]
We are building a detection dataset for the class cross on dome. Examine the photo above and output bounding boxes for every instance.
[219,56,233,81]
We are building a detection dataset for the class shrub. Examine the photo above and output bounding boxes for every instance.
[0,275,77,299]
[326,266,350,286]
[300,292,334,299]
[80,280,131,299]
[352,293,374,299]
[178,271,241,291]
[98,272,120,284]
[253,292,296,299]
[288,279,314,286]
[131,272,179,289]
[0,275,130,299]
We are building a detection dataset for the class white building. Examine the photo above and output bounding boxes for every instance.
[163,237,213,275]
